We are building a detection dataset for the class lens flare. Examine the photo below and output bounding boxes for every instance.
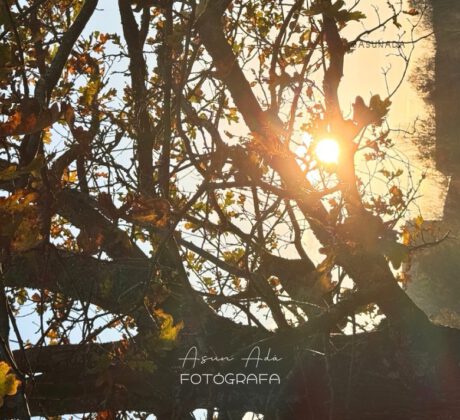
[315,138,339,164]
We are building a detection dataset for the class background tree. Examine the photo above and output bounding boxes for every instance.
[0,0,459,419]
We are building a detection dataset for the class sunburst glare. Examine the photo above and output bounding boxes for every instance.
[315,138,339,164]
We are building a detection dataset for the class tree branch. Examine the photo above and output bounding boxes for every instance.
[55,189,146,260]
[118,0,155,195]
[194,1,430,330]
[36,0,99,103]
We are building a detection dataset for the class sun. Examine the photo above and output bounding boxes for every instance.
[315,138,339,164]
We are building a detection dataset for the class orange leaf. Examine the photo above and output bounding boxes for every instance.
[0,102,61,136]
[405,8,419,16]
[128,195,170,228]
[96,410,115,420]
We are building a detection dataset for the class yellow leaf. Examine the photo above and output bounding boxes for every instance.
[46,329,58,339]
[184,222,196,230]
[61,168,77,184]
[402,229,411,246]
[0,362,21,407]
[42,127,52,144]
[154,308,183,343]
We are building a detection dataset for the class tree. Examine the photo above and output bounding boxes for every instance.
[0,0,459,418]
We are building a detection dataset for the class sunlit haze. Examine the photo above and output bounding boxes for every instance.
[315,138,340,164]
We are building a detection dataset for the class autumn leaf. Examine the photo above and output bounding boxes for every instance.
[389,185,404,207]
[354,94,392,126]
[96,410,116,420]
[369,95,391,114]
[0,102,61,136]
[154,308,184,346]
[0,362,21,407]
[415,215,424,228]
[404,8,419,16]
[61,167,78,185]
[402,228,411,246]
[42,127,52,144]
[0,190,42,251]
[79,78,100,106]
[127,195,170,228]
[0,155,44,181]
